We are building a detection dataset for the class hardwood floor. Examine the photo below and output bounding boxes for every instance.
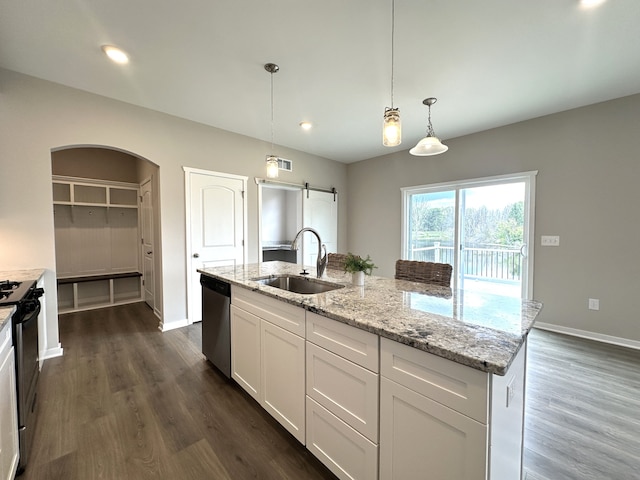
[23,303,337,480]
[523,329,640,480]
[22,303,640,479]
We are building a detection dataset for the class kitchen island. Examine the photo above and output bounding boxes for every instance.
[199,261,542,480]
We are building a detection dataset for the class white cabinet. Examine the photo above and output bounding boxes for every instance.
[379,337,527,480]
[0,320,19,480]
[230,305,261,401]
[380,377,487,480]
[305,312,379,480]
[230,288,306,443]
[261,320,305,442]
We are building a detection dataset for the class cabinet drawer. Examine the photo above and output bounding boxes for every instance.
[306,397,378,480]
[306,312,378,372]
[380,337,489,423]
[306,342,379,442]
[232,287,305,337]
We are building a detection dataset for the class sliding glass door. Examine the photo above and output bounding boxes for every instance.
[402,172,536,299]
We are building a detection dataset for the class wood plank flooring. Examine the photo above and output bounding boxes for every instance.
[523,329,640,480]
[23,303,337,480]
[21,303,640,479]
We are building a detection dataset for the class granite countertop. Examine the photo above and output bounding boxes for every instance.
[199,261,543,375]
[0,306,15,332]
[0,269,46,284]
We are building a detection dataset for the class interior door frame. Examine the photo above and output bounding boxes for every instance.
[184,167,248,324]
[401,171,537,299]
[140,176,155,311]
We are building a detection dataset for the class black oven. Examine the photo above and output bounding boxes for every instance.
[0,279,44,475]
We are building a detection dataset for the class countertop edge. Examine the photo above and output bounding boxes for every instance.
[199,265,542,376]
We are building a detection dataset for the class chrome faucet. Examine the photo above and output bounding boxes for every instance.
[291,227,328,278]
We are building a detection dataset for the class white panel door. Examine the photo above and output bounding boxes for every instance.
[140,178,154,310]
[186,169,246,323]
[301,190,337,268]
[379,377,488,480]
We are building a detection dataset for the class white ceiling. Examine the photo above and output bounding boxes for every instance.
[1,0,639,163]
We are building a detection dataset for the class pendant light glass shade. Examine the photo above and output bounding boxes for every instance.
[383,0,401,147]
[410,97,448,156]
[383,107,401,147]
[409,136,448,156]
[266,155,279,179]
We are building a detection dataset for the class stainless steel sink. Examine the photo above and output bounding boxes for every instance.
[252,275,344,294]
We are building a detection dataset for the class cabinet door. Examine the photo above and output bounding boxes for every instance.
[0,344,19,480]
[230,305,261,401]
[261,320,305,443]
[380,377,487,480]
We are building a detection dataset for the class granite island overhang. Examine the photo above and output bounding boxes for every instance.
[198,261,543,376]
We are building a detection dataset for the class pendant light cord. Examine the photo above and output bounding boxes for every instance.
[270,70,274,153]
[390,0,395,108]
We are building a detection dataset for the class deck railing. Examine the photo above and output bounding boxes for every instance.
[410,243,522,281]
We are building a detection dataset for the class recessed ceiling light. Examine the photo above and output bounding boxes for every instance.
[580,0,606,8]
[299,121,312,130]
[101,45,129,64]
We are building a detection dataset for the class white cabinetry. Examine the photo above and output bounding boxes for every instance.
[305,312,379,480]
[0,319,19,480]
[380,337,527,480]
[230,288,305,443]
[53,176,142,313]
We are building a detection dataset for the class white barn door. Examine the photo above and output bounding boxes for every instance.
[301,190,337,268]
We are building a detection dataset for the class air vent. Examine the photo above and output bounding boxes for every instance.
[277,158,293,172]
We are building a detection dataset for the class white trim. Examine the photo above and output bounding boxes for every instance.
[400,171,539,194]
[534,322,640,351]
[182,166,248,181]
[42,344,64,360]
[159,318,190,332]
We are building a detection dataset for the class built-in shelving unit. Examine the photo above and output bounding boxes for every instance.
[53,176,142,313]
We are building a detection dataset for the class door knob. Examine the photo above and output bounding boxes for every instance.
[193,253,200,258]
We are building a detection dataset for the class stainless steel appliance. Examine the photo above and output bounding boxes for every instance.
[200,275,231,378]
[0,279,44,475]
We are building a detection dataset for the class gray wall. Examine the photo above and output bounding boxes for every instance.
[0,68,347,354]
[347,94,640,342]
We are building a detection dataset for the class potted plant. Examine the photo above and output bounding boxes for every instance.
[343,252,377,286]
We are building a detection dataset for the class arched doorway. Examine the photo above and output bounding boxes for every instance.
[50,146,162,322]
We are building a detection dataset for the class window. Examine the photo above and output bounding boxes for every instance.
[402,172,537,298]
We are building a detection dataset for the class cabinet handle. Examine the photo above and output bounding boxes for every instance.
[193,253,200,258]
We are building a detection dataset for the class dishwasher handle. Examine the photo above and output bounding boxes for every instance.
[200,275,231,297]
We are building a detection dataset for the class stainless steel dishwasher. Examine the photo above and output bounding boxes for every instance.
[200,274,231,378]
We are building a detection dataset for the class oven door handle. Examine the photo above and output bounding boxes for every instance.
[16,301,41,325]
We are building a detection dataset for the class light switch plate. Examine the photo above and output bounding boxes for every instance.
[541,235,560,246]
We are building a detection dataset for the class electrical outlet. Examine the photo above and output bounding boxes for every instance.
[541,235,560,246]
[588,298,600,310]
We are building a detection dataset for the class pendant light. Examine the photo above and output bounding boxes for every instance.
[264,63,280,178]
[410,97,448,156]
[383,0,401,147]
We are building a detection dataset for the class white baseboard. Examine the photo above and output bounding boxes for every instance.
[160,318,189,332]
[534,322,640,350]
[42,343,64,360]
